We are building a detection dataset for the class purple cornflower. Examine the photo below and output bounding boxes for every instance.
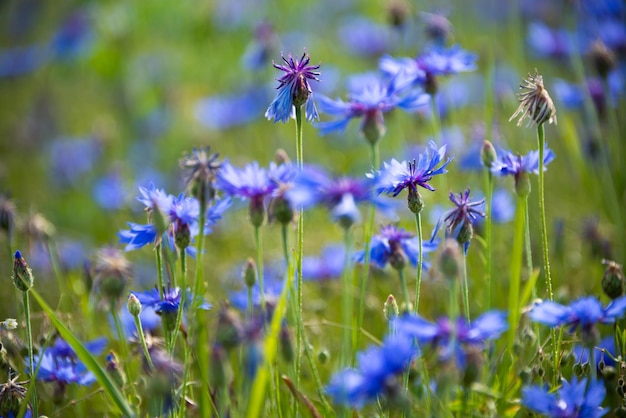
[30,337,106,386]
[301,244,345,281]
[316,75,429,144]
[355,224,439,271]
[286,165,394,228]
[430,189,485,253]
[265,50,320,123]
[522,377,608,418]
[394,310,507,367]
[325,334,418,409]
[528,296,626,343]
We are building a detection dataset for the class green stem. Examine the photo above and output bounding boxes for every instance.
[537,124,553,302]
[414,212,423,313]
[341,227,354,368]
[133,315,155,371]
[45,239,64,295]
[111,305,136,400]
[255,226,266,313]
[523,199,535,300]
[484,172,494,310]
[397,269,411,314]
[294,105,304,391]
[355,142,379,355]
[23,291,38,417]
[461,254,470,322]
[507,196,526,349]
[156,244,164,299]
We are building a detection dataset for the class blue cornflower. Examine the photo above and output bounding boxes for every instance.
[356,224,439,271]
[522,377,608,418]
[490,147,556,178]
[430,189,485,253]
[30,337,106,386]
[49,136,101,188]
[526,21,573,60]
[380,45,477,92]
[266,50,320,123]
[301,244,345,281]
[286,165,394,228]
[133,287,211,315]
[195,86,269,130]
[116,305,162,338]
[93,170,128,211]
[229,271,285,311]
[395,311,507,367]
[325,334,418,409]
[316,75,429,143]
[372,141,452,206]
[529,295,626,335]
[338,17,394,57]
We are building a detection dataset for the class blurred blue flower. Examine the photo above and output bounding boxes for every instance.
[316,75,429,136]
[229,272,285,311]
[217,161,277,201]
[355,224,439,270]
[325,334,418,409]
[430,189,485,253]
[30,337,106,386]
[116,305,162,339]
[266,51,320,123]
[118,223,158,251]
[302,244,345,281]
[490,147,556,178]
[241,22,278,70]
[522,377,608,418]
[49,11,93,61]
[490,189,516,224]
[338,17,394,57]
[372,141,452,196]
[195,86,270,130]
[526,21,573,59]
[93,170,127,211]
[49,137,101,187]
[395,310,507,366]
[0,45,48,78]
[286,165,394,227]
[529,295,626,332]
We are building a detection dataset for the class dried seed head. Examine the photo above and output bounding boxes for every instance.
[509,70,557,127]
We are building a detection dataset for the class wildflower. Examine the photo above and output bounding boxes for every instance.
[12,250,34,292]
[509,70,557,127]
[430,189,485,253]
[325,334,418,409]
[0,373,32,418]
[265,50,320,123]
[179,147,222,204]
[1,319,17,330]
[92,170,127,211]
[216,161,280,227]
[526,21,573,60]
[395,310,507,367]
[195,86,269,130]
[30,337,106,386]
[529,296,626,346]
[301,244,345,281]
[229,271,285,312]
[316,75,428,144]
[602,259,624,299]
[521,377,608,418]
[91,247,132,307]
[372,141,452,213]
[133,287,211,333]
[490,147,555,196]
[286,166,393,229]
[356,224,439,271]
[241,21,278,70]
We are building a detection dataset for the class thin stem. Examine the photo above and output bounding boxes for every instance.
[23,291,38,417]
[341,227,354,367]
[294,105,304,391]
[45,239,64,295]
[461,254,470,321]
[156,244,164,299]
[414,212,423,313]
[355,142,380,355]
[397,268,411,314]
[111,305,136,400]
[523,199,535,300]
[133,315,155,371]
[537,124,553,302]
[255,226,266,313]
[484,172,494,310]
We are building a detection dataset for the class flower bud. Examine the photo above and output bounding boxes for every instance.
[602,259,624,300]
[249,196,265,227]
[317,349,330,365]
[106,351,126,389]
[455,222,473,247]
[514,171,531,197]
[383,294,399,321]
[244,258,257,288]
[387,0,410,28]
[439,239,461,280]
[389,244,406,272]
[362,109,386,146]
[268,194,294,225]
[0,375,29,417]
[407,187,424,214]
[174,222,191,250]
[127,294,142,317]
[274,149,291,164]
[481,140,497,169]
[12,250,34,292]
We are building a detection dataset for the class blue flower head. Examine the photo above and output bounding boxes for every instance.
[356,224,439,271]
[133,287,211,316]
[522,377,608,418]
[301,244,345,281]
[491,147,556,178]
[316,75,429,143]
[430,189,485,254]
[266,50,320,123]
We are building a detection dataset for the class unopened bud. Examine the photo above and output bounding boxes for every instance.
[514,171,531,197]
[274,149,291,164]
[244,258,257,288]
[174,222,191,250]
[481,140,497,169]
[317,349,330,365]
[127,294,142,317]
[269,195,294,225]
[407,187,424,214]
[362,110,386,146]
[588,39,616,80]
[602,259,624,300]
[12,250,34,292]
[383,294,399,321]
[249,196,265,227]
[440,239,461,280]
